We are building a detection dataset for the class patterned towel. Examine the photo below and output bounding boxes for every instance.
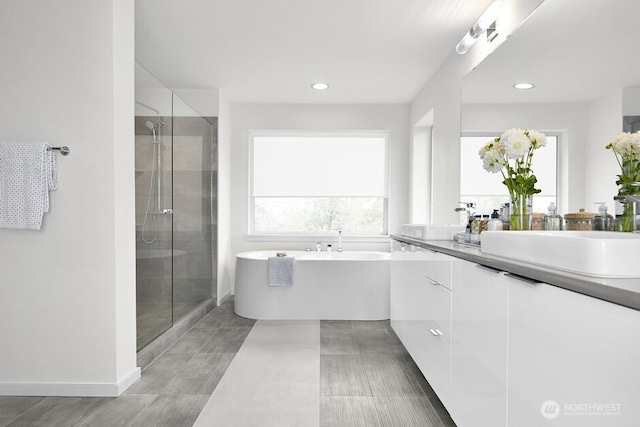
[268,256,295,287]
[0,141,58,230]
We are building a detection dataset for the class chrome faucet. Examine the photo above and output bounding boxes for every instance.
[337,229,343,252]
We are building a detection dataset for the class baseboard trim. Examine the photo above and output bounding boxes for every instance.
[0,367,141,397]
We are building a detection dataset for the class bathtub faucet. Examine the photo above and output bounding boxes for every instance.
[337,229,343,252]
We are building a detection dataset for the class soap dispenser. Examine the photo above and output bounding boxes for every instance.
[487,209,503,231]
[592,202,614,231]
[543,202,563,231]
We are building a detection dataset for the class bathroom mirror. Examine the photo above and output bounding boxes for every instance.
[460,0,640,214]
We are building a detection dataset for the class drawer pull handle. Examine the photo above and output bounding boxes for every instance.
[505,273,541,285]
[426,276,442,287]
[475,264,502,274]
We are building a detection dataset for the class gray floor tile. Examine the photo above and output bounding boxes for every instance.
[355,329,408,355]
[374,396,443,427]
[363,353,428,398]
[0,397,46,426]
[321,355,372,397]
[320,396,381,427]
[165,327,215,356]
[126,353,194,395]
[320,320,355,330]
[163,352,235,395]
[320,328,359,355]
[6,397,102,427]
[199,327,253,353]
[74,394,157,427]
[129,394,209,427]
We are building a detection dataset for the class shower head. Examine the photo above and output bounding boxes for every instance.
[145,120,157,141]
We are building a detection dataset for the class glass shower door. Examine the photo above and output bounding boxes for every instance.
[134,64,174,350]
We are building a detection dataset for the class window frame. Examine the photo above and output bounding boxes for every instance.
[248,131,391,241]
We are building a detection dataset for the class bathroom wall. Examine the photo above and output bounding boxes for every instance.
[217,92,233,303]
[224,103,410,294]
[585,90,624,208]
[0,0,138,395]
[411,0,547,224]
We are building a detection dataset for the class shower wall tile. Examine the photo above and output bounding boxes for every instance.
[136,255,172,278]
[172,171,210,197]
[173,196,206,232]
[174,278,214,304]
[136,277,172,304]
[176,252,213,279]
[173,136,205,171]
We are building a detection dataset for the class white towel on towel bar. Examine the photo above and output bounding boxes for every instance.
[0,141,58,230]
[268,256,295,287]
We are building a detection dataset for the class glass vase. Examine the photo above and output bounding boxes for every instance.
[510,193,532,231]
[617,182,640,232]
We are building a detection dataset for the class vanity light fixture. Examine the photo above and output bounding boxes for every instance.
[513,82,535,90]
[456,1,503,55]
[311,82,329,91]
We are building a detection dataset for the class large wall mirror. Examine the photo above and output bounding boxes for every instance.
[461,0,640,218]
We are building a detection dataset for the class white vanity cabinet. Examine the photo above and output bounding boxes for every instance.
[508,275,640,427]
[390,246,455,406]
[450,260,509,427]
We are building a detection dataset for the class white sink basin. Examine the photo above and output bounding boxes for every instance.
[481,231,640,278]
[401,224,465,240]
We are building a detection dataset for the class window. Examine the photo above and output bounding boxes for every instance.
[460,133,558,218]
[250,132,389,235]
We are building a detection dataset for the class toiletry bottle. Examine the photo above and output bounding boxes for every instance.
[327,244,332,252]
[543,202,563,231]
[592,202,614,231]
[487,209,503,231]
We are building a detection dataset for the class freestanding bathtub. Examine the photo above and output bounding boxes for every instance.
[234,250,390,320]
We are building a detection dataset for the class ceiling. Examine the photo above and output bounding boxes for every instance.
[462,0,640,104]
[135,0,494,104]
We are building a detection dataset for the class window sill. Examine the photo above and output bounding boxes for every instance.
[246,234,391,243]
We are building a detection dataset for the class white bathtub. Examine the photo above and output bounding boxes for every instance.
[234,250,390,320]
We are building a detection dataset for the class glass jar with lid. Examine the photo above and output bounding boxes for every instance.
[564,208,594,230]
[531,212,545,230]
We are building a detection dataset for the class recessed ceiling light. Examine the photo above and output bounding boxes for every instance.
[311,82,329,91]
[513,82,535,90]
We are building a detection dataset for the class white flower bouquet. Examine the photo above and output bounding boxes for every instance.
[478,128,547,200]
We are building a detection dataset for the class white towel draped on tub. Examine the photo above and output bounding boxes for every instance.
[0,141,58,230]
[268,256,295,287]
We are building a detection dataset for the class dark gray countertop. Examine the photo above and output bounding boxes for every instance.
[391,234,640,311]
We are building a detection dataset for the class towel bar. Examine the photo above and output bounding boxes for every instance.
[48,146,71,156]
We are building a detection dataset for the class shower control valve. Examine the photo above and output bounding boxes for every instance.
[162,208,173,214]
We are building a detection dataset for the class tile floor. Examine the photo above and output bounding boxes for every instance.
[0,299,455,426]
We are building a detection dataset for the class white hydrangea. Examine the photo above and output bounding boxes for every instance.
[528,130,547,149]
[500,128,531,159]
[607,132,640,156]
[482,148,503,173]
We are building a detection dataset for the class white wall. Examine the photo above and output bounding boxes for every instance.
[217,91,233,303]
[0,0,138,396]
[222,103,410,294]
[462,102,589,213]
[411,0,546,224]
[586,90,624,209]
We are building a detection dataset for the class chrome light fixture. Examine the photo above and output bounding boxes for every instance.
[456,1,503,54]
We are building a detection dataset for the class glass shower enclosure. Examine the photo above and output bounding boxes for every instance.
[134,63,217,350]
